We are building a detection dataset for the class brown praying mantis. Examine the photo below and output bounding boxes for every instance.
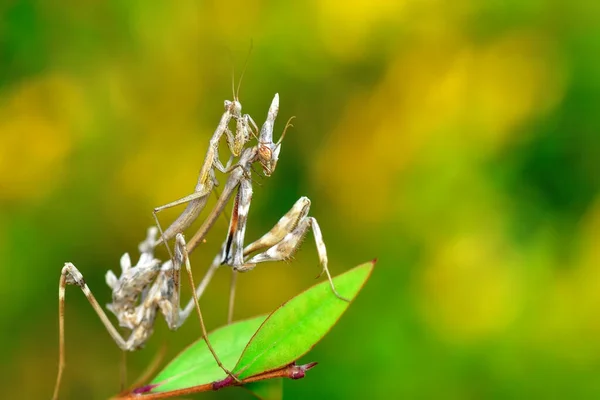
[53,92,348,400]
[53,93,284,400]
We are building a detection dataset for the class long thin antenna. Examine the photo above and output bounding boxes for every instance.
[230,59,236,101]
[225,46,236,101]
[236,40,254,101]
[278,116,296,145]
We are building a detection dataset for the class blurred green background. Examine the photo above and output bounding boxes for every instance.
[1,0,600,399]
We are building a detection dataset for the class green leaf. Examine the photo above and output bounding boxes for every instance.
[136,260,375,397]
[233,261,375,379]
[243,379,283,400]
[148,315,267,393]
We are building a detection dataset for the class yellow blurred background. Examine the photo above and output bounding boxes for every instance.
[1,1,599,399]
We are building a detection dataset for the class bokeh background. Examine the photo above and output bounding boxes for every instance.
[1,1,599,399]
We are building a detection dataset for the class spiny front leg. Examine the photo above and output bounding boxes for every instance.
[243,196,311,256]
[240,199,350,302]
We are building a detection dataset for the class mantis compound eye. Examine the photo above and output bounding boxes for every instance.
[258,145,274,175]
[259,145,272,163]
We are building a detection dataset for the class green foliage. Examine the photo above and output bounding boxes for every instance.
[233,262,373,379]
[142,262,374,397]
[3,1,600,399]
[149,315,266,392]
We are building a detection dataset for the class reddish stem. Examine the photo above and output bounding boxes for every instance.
[114,362,318,400]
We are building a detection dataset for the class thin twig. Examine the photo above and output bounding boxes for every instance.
[116,362,317,400]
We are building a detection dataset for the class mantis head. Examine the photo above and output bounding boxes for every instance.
[257,94,294,176]
[224,99,242,116]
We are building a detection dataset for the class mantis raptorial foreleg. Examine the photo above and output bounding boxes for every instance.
[221,187,350,302]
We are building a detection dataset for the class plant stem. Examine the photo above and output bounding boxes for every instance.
[113,362,317,400]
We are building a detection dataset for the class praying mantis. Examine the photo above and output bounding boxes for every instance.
[52,92,274,400]
[53,90,349,400]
